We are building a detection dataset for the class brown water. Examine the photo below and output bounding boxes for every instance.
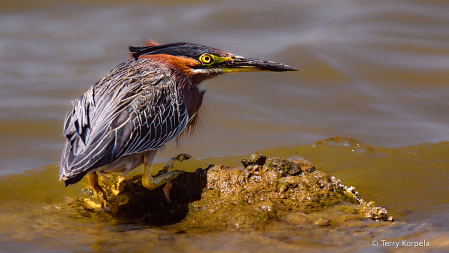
[1,0,448,252]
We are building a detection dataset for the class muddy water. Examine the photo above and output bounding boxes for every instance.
[1,0,448,252]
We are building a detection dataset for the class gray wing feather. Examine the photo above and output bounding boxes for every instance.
[60,59,188,180]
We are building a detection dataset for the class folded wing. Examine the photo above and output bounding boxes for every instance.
[60,59,188,184]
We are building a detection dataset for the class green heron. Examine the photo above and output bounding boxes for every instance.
[60,41,298,203]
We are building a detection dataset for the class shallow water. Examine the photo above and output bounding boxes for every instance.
[1,0,448,252]
[1,137,448,252]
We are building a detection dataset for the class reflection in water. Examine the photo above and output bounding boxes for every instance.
[1,137,448,252]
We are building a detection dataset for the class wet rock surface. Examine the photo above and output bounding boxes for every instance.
[80,153,394,228]
[81,166,209,225]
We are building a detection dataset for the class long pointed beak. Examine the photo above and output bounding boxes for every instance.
[220,56,299,72]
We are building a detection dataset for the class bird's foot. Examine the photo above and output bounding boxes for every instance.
[142,169,184,203]
[87,172,109,209]
[94,189,108,209]
[163,180,174,203]
[160,154,192,174]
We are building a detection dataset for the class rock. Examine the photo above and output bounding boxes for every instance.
[81,166,209,225]
[78,153,394,228]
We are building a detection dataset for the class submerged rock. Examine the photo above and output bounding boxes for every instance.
[79,153,394,227]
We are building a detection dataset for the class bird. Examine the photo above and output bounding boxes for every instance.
[59,41,298,204]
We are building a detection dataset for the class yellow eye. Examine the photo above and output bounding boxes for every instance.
[200,54,214,65]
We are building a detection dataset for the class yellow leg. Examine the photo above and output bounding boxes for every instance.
[142,151,183,202]
[87,171,108,206]
[163,180,174,203]
[163,154,192,171]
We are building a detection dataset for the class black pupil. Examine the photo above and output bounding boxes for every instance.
[204,56,210,62]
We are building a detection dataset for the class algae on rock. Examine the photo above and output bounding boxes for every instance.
[79,153,394,228]
[182,154,393,230]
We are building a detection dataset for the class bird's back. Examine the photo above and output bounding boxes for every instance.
[60,58,189,185]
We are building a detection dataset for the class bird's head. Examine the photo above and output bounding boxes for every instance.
[129,41,298,82]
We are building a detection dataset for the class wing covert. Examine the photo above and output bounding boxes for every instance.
[60,59,188,180]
